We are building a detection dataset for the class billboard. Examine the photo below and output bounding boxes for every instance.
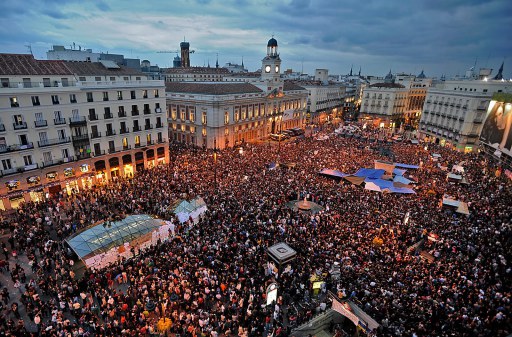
[480,94,512,157]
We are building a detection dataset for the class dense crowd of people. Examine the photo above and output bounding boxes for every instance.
[0,124,510,337]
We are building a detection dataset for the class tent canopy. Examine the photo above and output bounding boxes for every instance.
[319,168,349,178]
[394,163,420,169]
[66,214,162,260]
[354,168,385,179]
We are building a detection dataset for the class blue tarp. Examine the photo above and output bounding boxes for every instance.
[394,163,420,169]
[393,168,407,176]
[365,178,416,194]
[393,175,413,185]
[319,169,349,178]
[354,168,385,179]
[268,162,277,170]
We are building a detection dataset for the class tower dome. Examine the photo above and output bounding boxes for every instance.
[267,37,278,47]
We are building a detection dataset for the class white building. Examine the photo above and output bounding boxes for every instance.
[166,37,308,149]
[419,78,512,152]
[0,53,168,209]
[165,67,230,82]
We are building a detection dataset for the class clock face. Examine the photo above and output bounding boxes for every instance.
[265,65,271,73]
[275,65,279,73]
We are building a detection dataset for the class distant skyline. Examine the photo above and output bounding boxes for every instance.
[1,0,511,78]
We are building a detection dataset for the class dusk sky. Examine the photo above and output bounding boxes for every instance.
[1,0,511,78]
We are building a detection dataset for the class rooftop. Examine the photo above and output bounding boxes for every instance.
[166,82,263,95]
[369,82,406,89]
[166,67,231,74]
[283,81,307,91]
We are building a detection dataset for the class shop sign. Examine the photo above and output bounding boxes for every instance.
[46,171,58,180]
[29,186,44,192]
[27,175,41,185]
[5,180,20,191]
[64,167,74,177]
[46,181,62,188]
[80,164,89,173]
[7,190,25,199]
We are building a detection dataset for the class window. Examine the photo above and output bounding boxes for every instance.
[1,78,9,88]
[43,78,51,87]
[483,89,488,93]
[69,94,77,103]
[86,92,93,102]
[135,135,140,146]
[202,128,206,137]
[103,92,109,101]
[146,134,151,143]
[61,78,69,87]
[1,159,12,170]
[23,155,33,166]
[88,108,97,120]
[51,95,59,104]
[110,77,116,81]
[224,111,229,124]
[104,107,112,118]
[131,90,136,99]
[58,129,66,140]
[154,89,159,98]
[79,76,86,81]
[108,141,115,152]
[189,108,195,122]
[123,77,129,81]
[10,97,19,107]
[133,120,139,130]
[13,115,24,126]
[95,77,101,81]
[136,77,141,80]
[117,91,123,100]
[143,90,148,98]
[62,148,69,159]
[91,125,99,137]
[122,137,128,148]
[94,143,101,155]
[31,96,40,106]
[202,111,207,124]
[43,152,51,164]
[180,108,185,121]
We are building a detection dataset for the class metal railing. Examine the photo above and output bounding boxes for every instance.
[91,132,102,139]
[0,142,34,153]
[34,120,48,127]
[118,111,127,118]
[104,113,113,119]
[145,124,153,130]
[54,118,67,125]
[38,137,71,147]
[106,130,117,136]
[69,116,87,124]
[88,114,99,121]
[13,122,28,130]
[120,128,130,134]
[72,134,89,142]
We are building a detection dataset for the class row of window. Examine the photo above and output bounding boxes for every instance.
[6,89,160,108]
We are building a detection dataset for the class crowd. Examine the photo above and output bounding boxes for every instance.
[0,125,510,337]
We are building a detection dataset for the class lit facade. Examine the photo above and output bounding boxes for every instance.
[419,79,512,152]
[0,54,168,209]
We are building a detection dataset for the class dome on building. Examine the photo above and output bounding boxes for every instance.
[267,37,278,47]
[417,70,426,78]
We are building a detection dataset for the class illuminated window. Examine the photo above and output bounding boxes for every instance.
[189,108,195,122]
[147,134,151,143]
[202,112,207,124]
[190,126,195,133]
[225,128,229,136]
[135,135,140,146]
[181,124,185,132]
[202,128,206,137]
[180,108,185,121]
[224,111,229,124]
[241,107,247,120]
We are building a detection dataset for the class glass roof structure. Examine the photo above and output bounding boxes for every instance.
[65,214,163,260]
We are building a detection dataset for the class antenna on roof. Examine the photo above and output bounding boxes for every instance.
[25,44,33,55]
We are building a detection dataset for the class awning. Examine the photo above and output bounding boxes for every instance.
[343,176,366,185]
[319,168,348,178]
[354,168,385,179]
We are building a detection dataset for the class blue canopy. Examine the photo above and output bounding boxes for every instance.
[354,168,385,179]
[393,175,413,185]
[394,163,419,169]
[393,168,407,176]
[319,169,348,178]
[365,178,416,194]
[268,162,277,170]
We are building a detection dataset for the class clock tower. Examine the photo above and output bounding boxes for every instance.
[261,37,282,88]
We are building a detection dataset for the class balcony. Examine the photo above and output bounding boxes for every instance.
[94,150,106,157]
[134,143,142,148]
[155,108,163,113]
[34,120,48,127]
[76,153,92,161]
[54,118,67,125]
[477,105,487,111]
[104,113,113,119]
[133,126,142,132]
[42,157,75,168]
[72,134,89,142]
[473,118,484,124]
[145,124,153,130]
[91,132,102,139]
[13,122,28,130]
[131,110,139,116]
[157,138,167,144]
[462,105,468,109]
[144,109,152,115]
[88,114,99,121]
[106,130,117,137]
[0,124,5,132]
[118,111,127,118]
[108,147,118,154]
[69,116,87,125]
[0,142,34,154]
[147,140,154,146]
[155,123,164,128]
[120,127,130,134]
[38,137,71,147]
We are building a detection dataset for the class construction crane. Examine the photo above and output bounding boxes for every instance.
[157,50,195,54]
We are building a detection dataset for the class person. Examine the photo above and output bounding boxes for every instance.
[480,102,507,146]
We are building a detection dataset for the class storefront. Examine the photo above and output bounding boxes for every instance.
[109,157,120,178]
[79,164,93,189]
[135,152,145,172]
[29,186,45,203]
[122,154,134,178]
[65,179,79,195]
[7,190,25,209]
[94,160,107,184]
[146,149,155,169]
[157,147,166,165]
